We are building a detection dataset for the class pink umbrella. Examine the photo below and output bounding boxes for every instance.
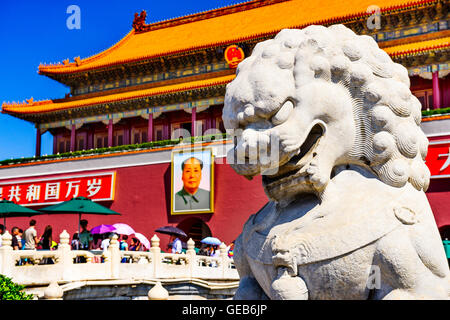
[134,232,150,250]
[112,223,135,235]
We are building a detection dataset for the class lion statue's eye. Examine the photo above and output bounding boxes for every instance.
[271,100,294,125]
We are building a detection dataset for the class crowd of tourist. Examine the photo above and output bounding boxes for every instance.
[0,219,234,259]
[0,220,58,252]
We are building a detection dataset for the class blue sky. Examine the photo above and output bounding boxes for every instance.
[0,0,246,161]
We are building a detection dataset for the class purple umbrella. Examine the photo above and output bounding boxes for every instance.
[91,224,116,234]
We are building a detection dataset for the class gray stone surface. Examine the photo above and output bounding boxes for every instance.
[223,24,450,300]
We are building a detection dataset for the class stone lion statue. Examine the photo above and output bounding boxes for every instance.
[223,24,450,299]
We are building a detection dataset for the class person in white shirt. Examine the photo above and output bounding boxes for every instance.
[24,220,38,250]
[171,237,182,254]
[100,233,111,253]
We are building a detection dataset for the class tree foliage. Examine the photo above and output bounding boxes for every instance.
[0,274,34,300]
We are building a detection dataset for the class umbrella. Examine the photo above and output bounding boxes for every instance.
[134,232,150,250]
[39,197,120,236]
[0,199,43,227]
[112,223,135,235]
[91,224,116,235]
[155,226,187,238]
[201,237,222,246]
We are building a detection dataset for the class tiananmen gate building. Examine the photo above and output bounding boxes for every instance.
[1,0,449,251]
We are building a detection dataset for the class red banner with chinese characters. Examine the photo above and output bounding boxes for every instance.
[0,172,116,206]
[425,140,450,178]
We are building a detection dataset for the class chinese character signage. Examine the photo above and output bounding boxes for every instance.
[0,172,116,206]
[425,140,450,178]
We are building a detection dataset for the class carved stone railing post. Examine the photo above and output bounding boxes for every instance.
[0,231,13,277]
[43,281,64,300]
[150,234,161,278]
[219,242,228,278]
[108,234,120,279]
[186,238,196,277]
[58,230,72,281]
[148,281,169,300]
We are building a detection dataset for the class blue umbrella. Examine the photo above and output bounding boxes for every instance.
[201,237,221,246]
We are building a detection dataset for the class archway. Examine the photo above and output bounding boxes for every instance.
[439,225,450,240]
[176,217,212,247]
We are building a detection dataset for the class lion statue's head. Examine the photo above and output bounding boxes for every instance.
[223,24,430,202]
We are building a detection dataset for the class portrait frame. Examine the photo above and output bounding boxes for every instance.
[170,147,214,215]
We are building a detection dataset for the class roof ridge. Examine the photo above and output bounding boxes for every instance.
[2,98,53,108]
[38,0,282,72]
[136,0,288,33]
[38,29,135,71]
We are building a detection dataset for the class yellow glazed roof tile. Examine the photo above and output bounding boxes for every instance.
[38,0,437,74]
[2,74,235,114]
[382,36,450,56]
[5,35,449,115]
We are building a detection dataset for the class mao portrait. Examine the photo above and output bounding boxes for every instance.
[171,148,214,215]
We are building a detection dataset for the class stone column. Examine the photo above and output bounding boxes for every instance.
[148,281,169,300]
[0,231,13,277]
[108,234,120,279]
[147,113,153,142]
[219,242,228,278]
[108,119,113,147]
[432,71,441,109]
[35,127,41,157]
[70,124,76,152]
[58,230,72,281]
[43,281,64,300]
[191,107,197,137]
[186,238,196,278]
[150,235,161,278]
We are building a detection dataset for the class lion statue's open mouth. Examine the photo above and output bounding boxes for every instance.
[262,122,324,186]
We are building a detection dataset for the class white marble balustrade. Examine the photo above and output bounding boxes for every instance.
[0,230,238,286]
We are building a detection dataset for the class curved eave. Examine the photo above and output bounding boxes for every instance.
[1,74,235,119]
[384,36,450,57]
[37,0,438,76]
[422,114,450,122]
